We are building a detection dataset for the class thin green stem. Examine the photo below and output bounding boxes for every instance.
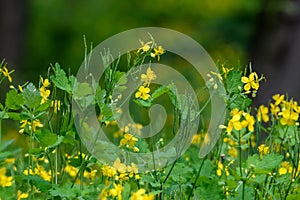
[188,157,206,199]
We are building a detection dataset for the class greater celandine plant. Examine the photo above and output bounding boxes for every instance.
[0,37,299,200]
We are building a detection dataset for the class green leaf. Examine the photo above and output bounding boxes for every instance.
[50,187,77,199]
[29,148,43,155]
[133,99,152,108]
[0,140,15,151]
[225,70,243,94]
[0,111,9,119]
[5,89,24,109]
[229,94,252,110]
[114,71,127,85]
[22,175,51,192]
[50,63,72,93]
[151,86,169,99]
[74,82,93,98]
[22,83,41,109]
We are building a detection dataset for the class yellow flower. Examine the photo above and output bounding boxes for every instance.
[279,101,299,126]
[137,40,152,53]
[226,109,243,133]
[227,147,238,157]
[41,77,50,88]
[34,164,51,182]
[0,167,13,187]
[191,134,201,145]
[113,158,127,174]
[258,144,270,158]
[272,94,284,106]
[0,66,14,82]
[84,169,97,180]
[257,105,269,122]
[131,189,154,200]
[279,161,293,175]
[141,67,156,86]
[135,86,150,100]
[109,183,123,199]
[32,119,43,132]
[216,161,229,176]
[101,164,117,178]
[127,162,139,178]
[18,85,23,92]
[241,72,259,91]
[222,66,233,79]
[65,165,79,177]
[17,190,29,200]
[5,158,15,164]
[150,45,165,61]
[270,103,280,118]
[40,86,51,104]
[241,113,255,132]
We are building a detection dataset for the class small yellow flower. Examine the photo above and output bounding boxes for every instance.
[137,40,152,53]
[135,86,150,100]
[31,119,43,132]
[17,190,29,200]
[65,165,79,177]
[258,144,270,158]
[279,161,292,175]
[0,167,13,187]
[141,67,156,86]
[241,113,255,132]
[270,103,280,118]
[241,72,259,91]
[222,66,233,79]
[113,158,127,174]
[272,94,284,106]
[226,109,243,133]
[257,105,269,122]
[227,147,238,157]
[51,100,61,113]
[109,183,123,199]
[131,189,154,200]
[40,86,51,104]
[0,66,14,82]
[41,77,51,88]
[150,45,165,61]
[101,165,117,178]
[127,162,139,178]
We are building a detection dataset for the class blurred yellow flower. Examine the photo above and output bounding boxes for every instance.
[101,165,117,178]
[137,40,152,53]
[0,167,13,187]
[141,67,156,86]
[109,183,123,199]
[279,161,292,175]
[113,158,127,174]
[131,189,154,200]
[0,66,14,82]
[258,144,269,158]
[17,190,29,200]
[257,105,269,122]
[151,45,165,61]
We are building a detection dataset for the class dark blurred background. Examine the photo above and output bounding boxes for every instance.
[1,0,300,104]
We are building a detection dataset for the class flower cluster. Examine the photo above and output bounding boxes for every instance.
[225,108,255,133]
[135,67,157,101]
[40,77,51,104]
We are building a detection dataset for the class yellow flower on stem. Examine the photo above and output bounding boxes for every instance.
[17,190,29,200]
[258,144,270,158]
[241,72,259,91]
[280,108,299,126]
[241,113,255,132]
[272,94,284,106]
[279,161,292,175]
[257,105,269,122]
[101,164,117,178]
[270,103,280,118]
[0,167,13,187]
[226,109,243,133]
[131,189,154,200]
[40,86,51,104]
[31,119,44,132]
[0,66,14,82]
[151,45,165,61]
[113,158,127,174]
[141,67,156,86]
[135,86,150,100]
[109,183,123,199]
[41,77,51,88]
[222,66,233,79]
[137,40,152,53]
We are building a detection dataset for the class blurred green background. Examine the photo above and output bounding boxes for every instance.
[1,0,262,79]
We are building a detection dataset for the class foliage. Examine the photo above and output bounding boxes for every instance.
[0,36,299,200]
